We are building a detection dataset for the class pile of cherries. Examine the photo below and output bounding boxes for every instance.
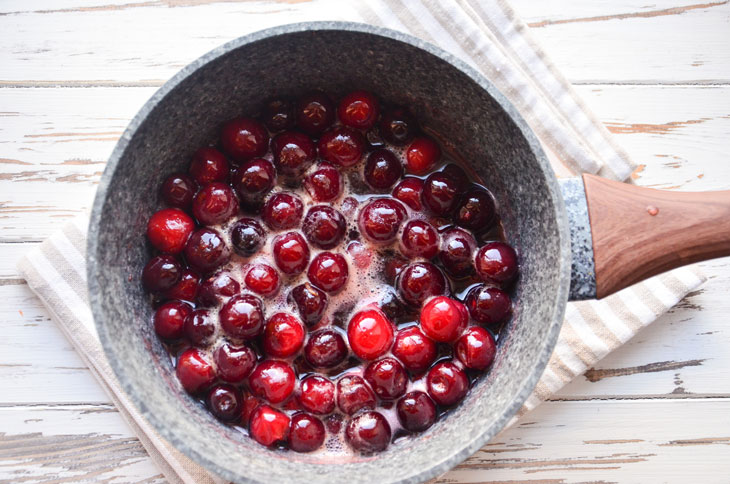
[142,89,518,455]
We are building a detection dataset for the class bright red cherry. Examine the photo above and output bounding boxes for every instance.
[364,357,408,400]
[244,263,280,297]
[289,282,327,325]
[302,206,346,249]
[162,269,200,302]
[231,158,276,208]
[220,117,269,162]
[261,192,304,230]
[183,308,215,345]
[271,131,316,178]
[364,149,403,190]
[197,271,239,306]
[304,328,348,368]
[396,391,436,432]
[249,404,290,447]
[345,411,391,453]
[338,90,379,129]
[474,241,519,284]
[160,173,196,209]
[305,163,341,202]
[307,252,349,293]
[299,375,335,415]
[192,182,238,225]
[358,198,407,244]
[213,342,256,383]
[456,326,496,370]
[184,228,231,274]
[336,375,376,415]
[465,285,512,325]
[189,147,229,185]
[400,220,439,259]
[296,92,335,135]
[263,312,305,358]
[206,384,242,422]
[380,107,417,146]
[420,296,469,343]
[406,137,440,175]
[392,326,437,373]
[230,218,266,257]
[272,232,310,275]
[347,308,394,361]
[439,228,477,277]
[219,293,265,339]
[396,262,448,307]
[248,360,296,404]
[392,177,423,211]
[426,361,469,406]
[289,413,326,453]
[454,186,496,231]
[421,172,460,216]
[153,300,191,340]
[176,348,215,394]
[318,127,365,167]
[142,255,181,293]
[146,208,194,254]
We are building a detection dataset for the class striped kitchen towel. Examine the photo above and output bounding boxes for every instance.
[17,0,706,483]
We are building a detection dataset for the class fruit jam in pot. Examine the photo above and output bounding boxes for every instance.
[142,90,518,455]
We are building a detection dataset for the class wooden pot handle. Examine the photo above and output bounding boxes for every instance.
[583,173,730,298]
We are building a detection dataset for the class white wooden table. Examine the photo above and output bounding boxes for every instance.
[1,1,729,482]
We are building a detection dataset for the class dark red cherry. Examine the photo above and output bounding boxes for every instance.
[364,357,408,400]
[345,411,391,453]
[439,228,477,277]
[338,90,379,129]
[197,271,240,306]
[406,137,440,175]
[206,384,242,422]
[465,285,512,325]
[396,262,448,307]
[302,206,346,249]
[304,328,348,368]
[441,163,469,191]
[296,92,335,135]
[142,255,181,293]
[213,342,256,383]
[230,218,266,257]
[299,375,336,415]
[421,172,459,216]
[318,127,365,167]
[153,300,191,340]
[307,252,348,293]
[162,269,200,302]
[475,241,519,284]
[396,391,436,432]
[146,208,194,254]
[249,405,290,446]
[454,187,496,231]
[231,158,276,207]
[392,177,424,211]
[420,296,468,343]
[248,360,296,404]
[271,131,316,178]
[183,308,215,345]
[263,98,295,132]
[289,283,327,325]
[392,326,437,373]
[347,308,394,361]
[456,326,496,370]
[379,107,417,146]
[160,173,196,209]
[272,232,310,275]
[192,182,238,225]
[189,147,229,185]
[400,220,439,259]
[336,375,376,415]
[289,413,326,453]
[363,149,403,190]
[244,263,280,297]
[261,192,304,230]
[219,293,265,339]
[304,163,341,202]
[426,361,469,406]
[358,198,407,244]
[263,312,305,358]
[384,255,409,284]
[184,228,231,274]
[176,348,215,394]
[240,390,262,427]
[220,117,269,162]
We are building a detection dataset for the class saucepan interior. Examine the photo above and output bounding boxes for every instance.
[88,22,570,484]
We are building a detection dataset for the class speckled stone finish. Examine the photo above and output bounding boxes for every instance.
[559,177,597,300]
[88,22,571,484]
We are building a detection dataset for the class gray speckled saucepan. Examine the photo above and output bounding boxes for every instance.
[88,22,600,484]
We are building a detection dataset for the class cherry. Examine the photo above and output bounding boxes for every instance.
[146,208,194,254]
[318,127,365,167]
[421,172,460,216]
[439,228,476,277]
[347,308,394,361]
[162,269,200,302]
[189,147,229,185]
[396,391,436,432]
[299,375,336,415]
[454,186,496,231]
[426,361,469,406]
[263,312,305,358]
[249,404,290,447]
[219,293,265,339]
[442,164,469,191]
[231,158,276,208]
[206,384,242,422]
[289,413,326,453]
[392,177,424,211]
[474,241,518,284]
[345,411,391,453]
[220,117,269,162]
[336,375,376,415]
[364,149,403,190]
[183,308,215,345]
[289,283,327,325]
[153,300,191,340]
[338,90,379,129]
[465,285,511,325]
[384,255,409,284]
[197,271,240,306]
[307,252,349,293]
[396,262,448,307]
[176,348,215,394]
[456,326,496,370]
[184,228,231,274]
[305,163,341,202]
[296,92,335,135]
[364,357,408,400]
[302,206,346,249]
[420,296,468,343]
[160,173,196,209]
[392,326,437,373]
[192,182,238,225]
[248,360,296,404]
[230,218,266,257]
[263,99,295,132]
[406,137,440,175]
[378,289,406,321]
[261,192,303,230]
[244,263,280,297]
[379,107,417,146]
[400,220,439,259]
[358,198,407,244]
[271,131,316,178]
[304,328,348,368]
[272,232,310,275]
[142,255,181,293]
[213,343,256,383]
